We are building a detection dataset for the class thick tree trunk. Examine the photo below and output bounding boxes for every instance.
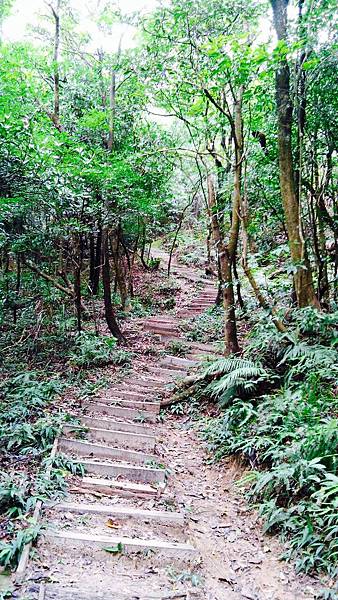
[208,175,240,355]
[270,0,319,308]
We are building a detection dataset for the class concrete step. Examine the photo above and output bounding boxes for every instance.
[63,424,155,451]
[80,416,154,436]
[124,377,169,390]
[86,396,160,413]
[70,475,159,498]
[80,459,166,484]
[85,401,157,423]
[161,356,198,369]
[144,367,185,379]
[44,529,197,557]
[105,388,154,401]
[59,437,157,465]
[40,583,202,600]
[46,501,184,524]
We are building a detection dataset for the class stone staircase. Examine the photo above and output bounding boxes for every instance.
[22,256,219,599]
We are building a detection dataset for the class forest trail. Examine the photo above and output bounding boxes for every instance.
[19,254,320,600]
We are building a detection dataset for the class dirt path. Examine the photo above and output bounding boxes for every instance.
[17,253,321,600]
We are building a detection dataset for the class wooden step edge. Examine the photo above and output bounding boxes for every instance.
[45,501,184,524]
[44,529,197,555]
[59,437,157,464]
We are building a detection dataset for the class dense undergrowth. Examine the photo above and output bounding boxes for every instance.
[0,373,70,569]
[197,307,338,579]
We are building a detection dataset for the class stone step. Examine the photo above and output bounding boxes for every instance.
[86,396,160,414]
[63,424,155,451]
[161,356,198,368]
[59,437,157,465]
[70,476,159,497]
[144,321,179,330]
[85,401,157,423]
[80,416,154,436]
[144,367,185,379]
[46,501,184,524]
[44,529,197,557]
[39,578,199,600]
[124,377,169,390]
[80,459,166,484]
[40,584,198,600]
[105,388,154,401]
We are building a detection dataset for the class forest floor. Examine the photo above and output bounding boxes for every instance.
[12,249,324,600]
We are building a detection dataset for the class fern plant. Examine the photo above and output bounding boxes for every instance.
[203,357,273,407]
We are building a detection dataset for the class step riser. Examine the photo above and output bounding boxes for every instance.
[85,402,157,423]
[126,378,166,389]
[86,398,160,414]
[47,502,184,524]
[44,531,196,557]
[81,461,166,484]
[74,477,158,498]
[80,417,154,436]
[162,357,197,368]
[105,390,154,401]
[59,438,157,465]
[82,428,155,451]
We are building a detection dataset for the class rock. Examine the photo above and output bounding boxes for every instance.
[241,585,259,600]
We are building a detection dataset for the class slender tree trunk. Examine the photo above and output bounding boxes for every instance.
[89,227,102,295]
[270,0,319,308]
[73,234,83,333]
[241,194,287,333]
[208,175,240,355]
[107,37,122,151]
[228,87,243,261]
[48,0,63,132]
[13,254,21,325]
[101,228,124,341]
[110,228,130,312]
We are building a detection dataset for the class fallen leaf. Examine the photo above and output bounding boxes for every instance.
[105,518,120,529]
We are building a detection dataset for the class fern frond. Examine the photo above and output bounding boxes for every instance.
[203,357,263,377]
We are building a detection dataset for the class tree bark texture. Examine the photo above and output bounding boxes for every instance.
[207,175,240,355]
[270,0,319,308]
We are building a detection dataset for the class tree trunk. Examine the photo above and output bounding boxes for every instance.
[208,175,240,355]
[110,228,130,312]
[101,228,124,341]
[270,0,319,308]
[48,0,63,132]
[89,227,102,295]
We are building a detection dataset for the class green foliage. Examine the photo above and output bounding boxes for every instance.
[0,523,41,568]
[204,356,273,407]
[68,332,117,367]
[0,372,61,424]
[180,307,223,343]
[68,332,133,368]
[166,340,190,357]
[200,310,338,576]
